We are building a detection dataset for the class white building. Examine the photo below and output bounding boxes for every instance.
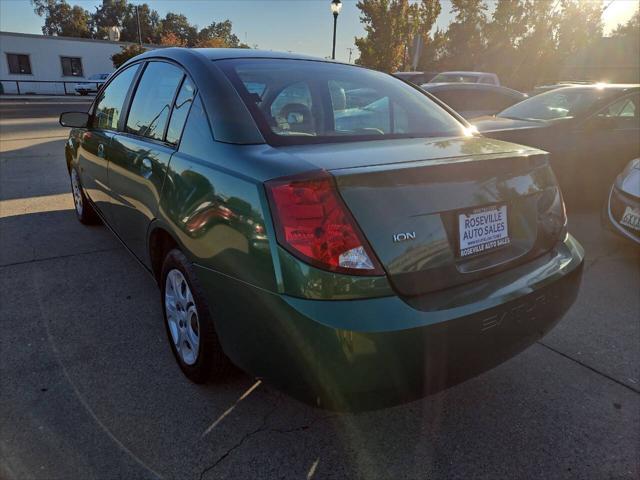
[0,31,158,95]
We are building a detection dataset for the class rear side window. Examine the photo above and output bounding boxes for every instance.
[126,62,184,141]
[93,64,139,131]
[166,77,196,145]
[178,95,215,159]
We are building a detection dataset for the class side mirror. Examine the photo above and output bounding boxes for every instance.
[59,111,90,128]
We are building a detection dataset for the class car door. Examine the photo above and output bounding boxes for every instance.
[77,64,140,223]
[575,92,640,204]
[109,61,195,267]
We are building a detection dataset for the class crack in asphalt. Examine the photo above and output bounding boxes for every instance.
[198,406,278,480]
[537,341,640,394]
[0,247,120,269]
[198,409,340,479]
[269,413,340,434]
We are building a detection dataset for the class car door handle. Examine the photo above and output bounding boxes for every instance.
[97,143,105,157]
[141,158,153,179]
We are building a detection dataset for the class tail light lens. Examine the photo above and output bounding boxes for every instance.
[265,171,384,276]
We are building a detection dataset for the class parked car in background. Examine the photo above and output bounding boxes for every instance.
[472,84,640,210]
[529,81,594,96]
[430,71,500,86]
[605,158,640,244]
[59,48,584,410]
[420,83,527,118]
[393,71,438,85]
[74,73,111,95]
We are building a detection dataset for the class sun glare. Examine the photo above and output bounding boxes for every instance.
[602,0,639,35]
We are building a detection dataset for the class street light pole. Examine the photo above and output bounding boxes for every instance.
[330,0,342,60]
[136,4,142,45]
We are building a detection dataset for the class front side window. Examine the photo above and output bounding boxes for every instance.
[219,59,464,145]
[93,64,140,131]
[126,62,184,141]
[7,54,31,74]
[61,57,83,77]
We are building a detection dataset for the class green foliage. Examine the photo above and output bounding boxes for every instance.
[121,3,161,44]
[355,0,441,72]
[31,0,247,49]
[609,7,639,40]
[159,12,198,46]
[356,0,608,90]
[31,0,92,37]
[197,20,243,48]
[110,43,146,68]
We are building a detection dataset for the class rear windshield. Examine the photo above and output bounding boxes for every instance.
[498,87,616,121]
[218,59,465,145]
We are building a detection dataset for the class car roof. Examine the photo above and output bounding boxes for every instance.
[544,84,639,92]
[137,47,330,63]
[420,82,524,95]
[436,71,494,76]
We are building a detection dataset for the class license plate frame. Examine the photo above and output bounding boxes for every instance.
[457,203,511,258]
[620,205,640,231]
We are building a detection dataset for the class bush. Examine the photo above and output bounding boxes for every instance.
[111,44,147,69]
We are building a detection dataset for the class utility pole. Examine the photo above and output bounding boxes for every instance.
[136,4,142,45]
[346,47,354,63]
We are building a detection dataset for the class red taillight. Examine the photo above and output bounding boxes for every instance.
[265,171,384,276]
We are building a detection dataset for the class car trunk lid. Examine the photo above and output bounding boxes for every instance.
[310,138,564,297]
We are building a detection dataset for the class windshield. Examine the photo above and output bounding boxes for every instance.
[498,87,614,121]
[431,73,479,83]
[218,59,465,145]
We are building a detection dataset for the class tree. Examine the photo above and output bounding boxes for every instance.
[480,0,527,84]
[91,0,128,39]
[160,13,197,47]
[442,0,488,69]
[197,20,241,47]
[556,0,603,57]
[610,9,640,39]
[111,44,146,68]
[159,31,186,47]
[508,0,562,89]
[355,0,419,72]
[411,0,442,71]
[31,0,91,37]
[120,3,161,44]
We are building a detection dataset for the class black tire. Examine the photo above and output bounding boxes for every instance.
[69,166,100,224]
[160,249,235,383]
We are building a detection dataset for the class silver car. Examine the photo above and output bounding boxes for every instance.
[74,73,110,95]
[606,158,640,244]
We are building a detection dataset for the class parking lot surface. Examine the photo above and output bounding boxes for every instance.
[1,99,638,479]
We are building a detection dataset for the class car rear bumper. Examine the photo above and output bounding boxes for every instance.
[195,234,584,410]
[605,185,640,244]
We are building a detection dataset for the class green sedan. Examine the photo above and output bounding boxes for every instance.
[60,48,584,410]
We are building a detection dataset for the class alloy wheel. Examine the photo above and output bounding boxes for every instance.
[165,269,200,365]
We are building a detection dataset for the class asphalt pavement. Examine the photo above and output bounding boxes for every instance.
[0,98,638,480]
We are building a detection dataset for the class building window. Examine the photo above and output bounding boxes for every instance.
[7,54,32,74]
[61,57,83,77]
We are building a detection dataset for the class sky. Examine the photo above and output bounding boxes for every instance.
[0,0,638,63]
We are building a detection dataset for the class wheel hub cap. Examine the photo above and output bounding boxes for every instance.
[164,269,200,365]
